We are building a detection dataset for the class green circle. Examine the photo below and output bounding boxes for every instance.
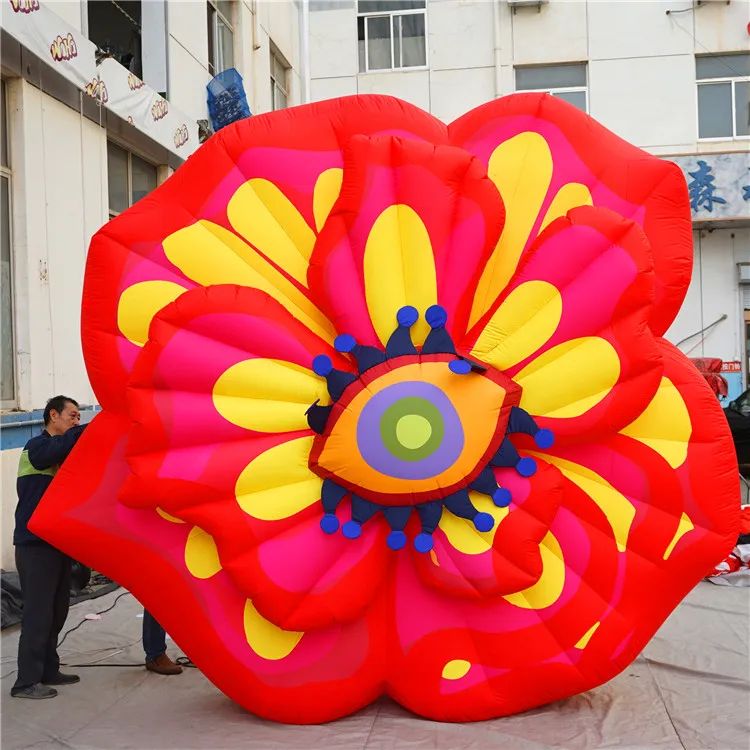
[396,414,433,450]
[380,397,444,462]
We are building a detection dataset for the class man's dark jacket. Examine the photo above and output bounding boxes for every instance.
[14,426,86,546]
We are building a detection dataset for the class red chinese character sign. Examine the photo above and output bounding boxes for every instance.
[33,94,739,724]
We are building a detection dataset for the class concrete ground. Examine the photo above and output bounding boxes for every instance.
[1,583,748,750]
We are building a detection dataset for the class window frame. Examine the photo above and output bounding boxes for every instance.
[696,55,750,142]
[1,78,16,408]
[357,1,428,75]
[207,0,235,77]
[107,141,158,220]
[514,63,589,114]
[270,47,290,111]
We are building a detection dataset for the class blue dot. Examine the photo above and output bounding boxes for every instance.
[334,334,356,353]
[449,359,472,375]
[342,520,362,539]
[414,533,434,553]
[516,457,537,477]
[534,428,554,449]
[396,306,419,327]
[312,354,333,377]
[425,305,448,329]
[320,514,339,534]
[493,487,512,508]
[387,530,407,550]
[474,512,494,533]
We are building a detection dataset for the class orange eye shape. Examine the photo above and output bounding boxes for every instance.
[310,356,521,506]
[305,306,555,553]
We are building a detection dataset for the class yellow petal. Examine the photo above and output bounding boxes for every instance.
[471,281,562,370]
[516,337,620,419]
[363,204,438,347]
[539,182,593,234]
[442,660,471,680]
[243,601,303,660]
[663,512,694,560]
[530,452,635,552]
[117,280,187,346]
[503,532,564,610]
[227,178,316,286]
[470,132,553,328]
[575,621,600,649]
[214,359,328,433]
[620,377,692,469]
[313,168,343,232]
[438,491,509,555]
[157,507,185,524]
[235,437,322,521]
[184,526,221,579]
[162,220,335,343]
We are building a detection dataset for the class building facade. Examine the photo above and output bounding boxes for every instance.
[0,0,749,569]
[0,0,304,568]
[309,0,750,390]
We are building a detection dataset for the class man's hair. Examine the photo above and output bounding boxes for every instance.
[43,396,79,426]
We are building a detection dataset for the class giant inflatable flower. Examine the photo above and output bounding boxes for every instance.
[33,94,739,724]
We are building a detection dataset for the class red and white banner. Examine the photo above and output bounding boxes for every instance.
[2,0,198,159]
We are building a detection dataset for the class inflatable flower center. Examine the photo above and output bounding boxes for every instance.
[307,304,554,552]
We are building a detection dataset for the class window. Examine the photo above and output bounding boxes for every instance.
[107,142,158,219]
[88,1,142,78]
[357,1,426,73]
[1,79,15,405]
[697,54,750,140]
[271,49,290,111]
[515,63,588,113]
[208,0,234,77]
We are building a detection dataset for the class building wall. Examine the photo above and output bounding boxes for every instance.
[1,0,305,570]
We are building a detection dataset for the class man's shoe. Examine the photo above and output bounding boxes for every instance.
[42,672,80,686]
[10,684,58,699]
[145,654,183,675]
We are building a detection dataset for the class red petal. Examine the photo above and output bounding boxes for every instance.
[30,413,387,724]
[449,93,692,336]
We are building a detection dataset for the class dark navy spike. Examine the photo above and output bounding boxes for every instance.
[382,506,413,550]
[490,437,538,478]
[320,479,348,534]
[490,437,520,468]
[385,306,419,359]
[312,354,357,401]
[342,494,381,540]
[414,501,443,552]
[306,400,332,434]
[422,305,456,355]
[444,489,494,532]
[469,467,512,508]
[335,334,387,374]
[508,406,555,449]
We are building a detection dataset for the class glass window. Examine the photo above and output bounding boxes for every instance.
[107,142,129,215]
[1,78,13,404]
[357,0,427,73]
[696,53,750,140]
[1,174,14,404]
[1,79,8,169]
[131,155,158,204]
[107,141,158,217]
[514,63,588,113]
[271,49,289,111]
[208,0,234,76]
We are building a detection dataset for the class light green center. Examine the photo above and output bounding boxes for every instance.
[395,414,433,450]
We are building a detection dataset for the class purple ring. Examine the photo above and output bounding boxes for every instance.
[356,381,464,480]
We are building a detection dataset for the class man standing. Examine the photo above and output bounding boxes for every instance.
[142,609,183,675]
[11,396,87,699]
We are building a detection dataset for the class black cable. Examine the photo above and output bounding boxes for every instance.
[56,591,132,649]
